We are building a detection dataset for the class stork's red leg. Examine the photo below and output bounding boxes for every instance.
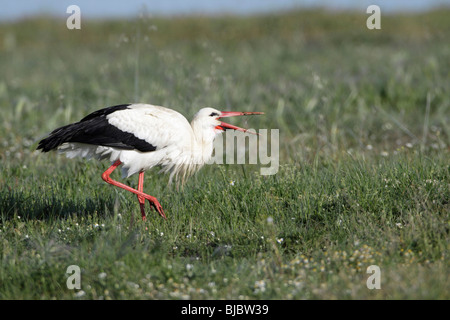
[102,160,166,219]
[137,171,146,221]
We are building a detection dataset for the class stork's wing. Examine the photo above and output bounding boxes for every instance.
[37,104,193,153]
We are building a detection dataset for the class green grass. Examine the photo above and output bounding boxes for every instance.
[0,10,449,299]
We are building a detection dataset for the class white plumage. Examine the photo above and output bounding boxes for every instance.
[38,103,262,221]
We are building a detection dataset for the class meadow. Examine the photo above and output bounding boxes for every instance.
[0,9,449,299]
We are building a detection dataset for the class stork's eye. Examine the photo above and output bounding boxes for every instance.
[209,112,220,117]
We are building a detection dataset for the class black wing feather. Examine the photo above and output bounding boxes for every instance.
[79,104,130,121]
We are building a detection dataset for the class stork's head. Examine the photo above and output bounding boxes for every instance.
[192,107,264,138]
[189,107,264,166]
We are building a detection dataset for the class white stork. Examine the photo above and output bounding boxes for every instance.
[37,104,263,221]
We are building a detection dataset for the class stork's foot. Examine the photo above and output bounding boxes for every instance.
[138,202,147,221]
[137,196,166,220]
[146,196,166,219]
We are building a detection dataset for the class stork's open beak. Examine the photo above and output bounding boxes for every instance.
[216,111,264,134]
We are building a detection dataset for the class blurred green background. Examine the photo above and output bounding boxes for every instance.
[0,7,448,299]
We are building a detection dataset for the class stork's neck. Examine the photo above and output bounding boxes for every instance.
[190,119,217,165]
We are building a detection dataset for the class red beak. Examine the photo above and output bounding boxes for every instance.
[215,111,264,134]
